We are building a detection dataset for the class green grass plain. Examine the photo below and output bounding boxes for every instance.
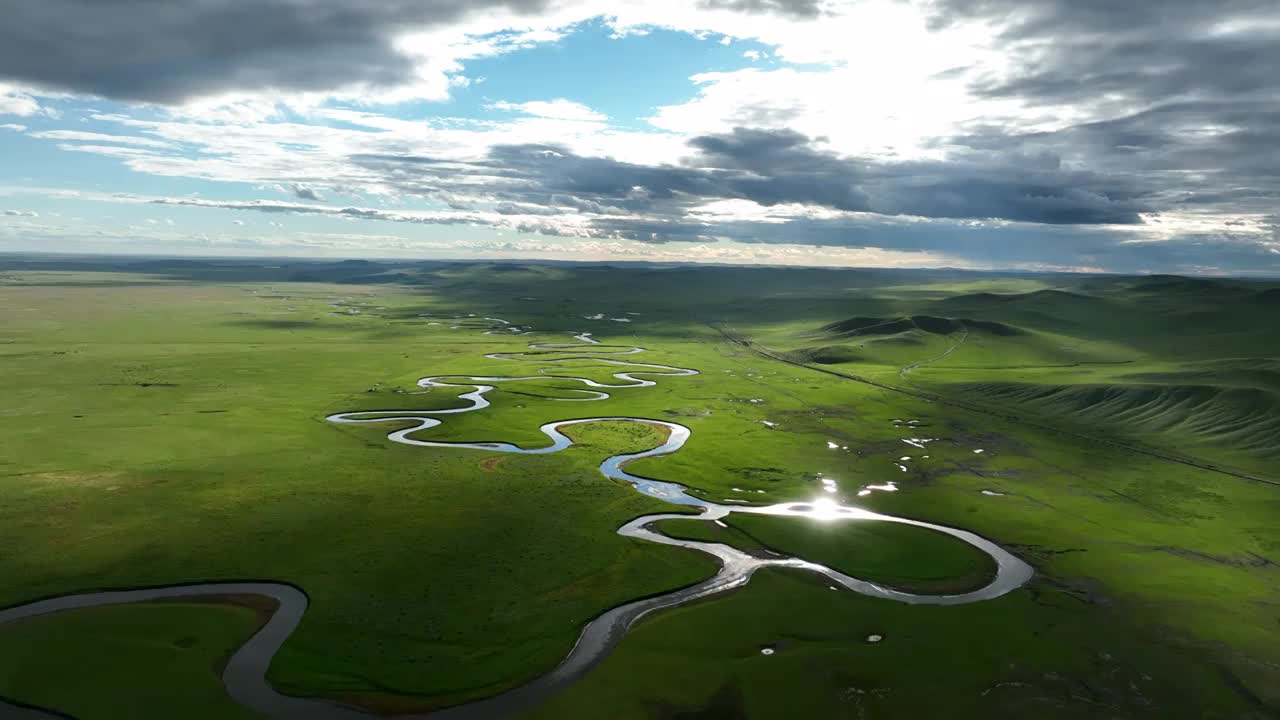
[0,257,1277,718]
[0,601,264,719]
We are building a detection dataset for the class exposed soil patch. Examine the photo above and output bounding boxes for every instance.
[649,682,747,720]
[479,456,507,473]
[20,471,124,487]
[945,430,1027,453]
[731,466,792,485]
[663,408,712,418]
[1147,546,1277,568]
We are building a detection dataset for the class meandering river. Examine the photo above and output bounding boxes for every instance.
[0,328,1032,720]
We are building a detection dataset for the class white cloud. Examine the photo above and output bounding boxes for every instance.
[49,104,687,200]
[597,1,1084,160]
[0,85,41,116]
[488,98,608,122]
[144,195,603,236]
[30,130,175,149]
[604,0,926,66]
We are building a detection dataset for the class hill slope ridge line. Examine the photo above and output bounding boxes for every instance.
[822,314,1023,338]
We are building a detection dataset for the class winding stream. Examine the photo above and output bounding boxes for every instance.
[0,327,1032,720]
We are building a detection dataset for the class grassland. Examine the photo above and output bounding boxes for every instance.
[529,569,1263,720]
[0,600,265,719]
[0,256,1277,719]
[0,274,717,712]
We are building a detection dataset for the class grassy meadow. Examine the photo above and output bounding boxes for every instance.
[0,601,266,720]
[0,256,1277,718]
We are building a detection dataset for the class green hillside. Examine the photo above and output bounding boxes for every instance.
[949,381,1280,462]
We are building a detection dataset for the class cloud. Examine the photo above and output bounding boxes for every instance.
[4,179,1272,273]
[148,196,514,227]
[29,130,175,149]
[916,0,1280,230]
[0,0,563,104]
[5,0,1279,275]
[0,209,957,268]
[696,0,825,20]
[21,92,1276,272]
[290,185,325,201]
[359,127,1147,225]
[575,212,1280,275]
[488,98,608,122]
[929,0,1279,105]
[944,102,1280,220]
[0,0,844,108]
[0,85,41,116]
[686,128,872,211]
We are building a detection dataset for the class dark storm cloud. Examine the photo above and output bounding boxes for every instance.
[696,0,825,19]
[928,0,1275,38]
[687,128,872,211]
[290,185,324,201]
[356,127,1149,225]
[0,0,551,103]
[356,134,873,215]
[861,157,1147,225]
[338,121,1280,272]
[906,0,1280,272]
[924,0,1280,197]
[928,0,1280,110]
[688,128,1147,223]
[944,100,1280,218]
[484,143,752,206]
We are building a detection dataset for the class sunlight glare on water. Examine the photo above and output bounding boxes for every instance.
[811,497,845,522]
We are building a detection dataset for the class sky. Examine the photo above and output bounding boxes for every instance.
[0,0,1278,275]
